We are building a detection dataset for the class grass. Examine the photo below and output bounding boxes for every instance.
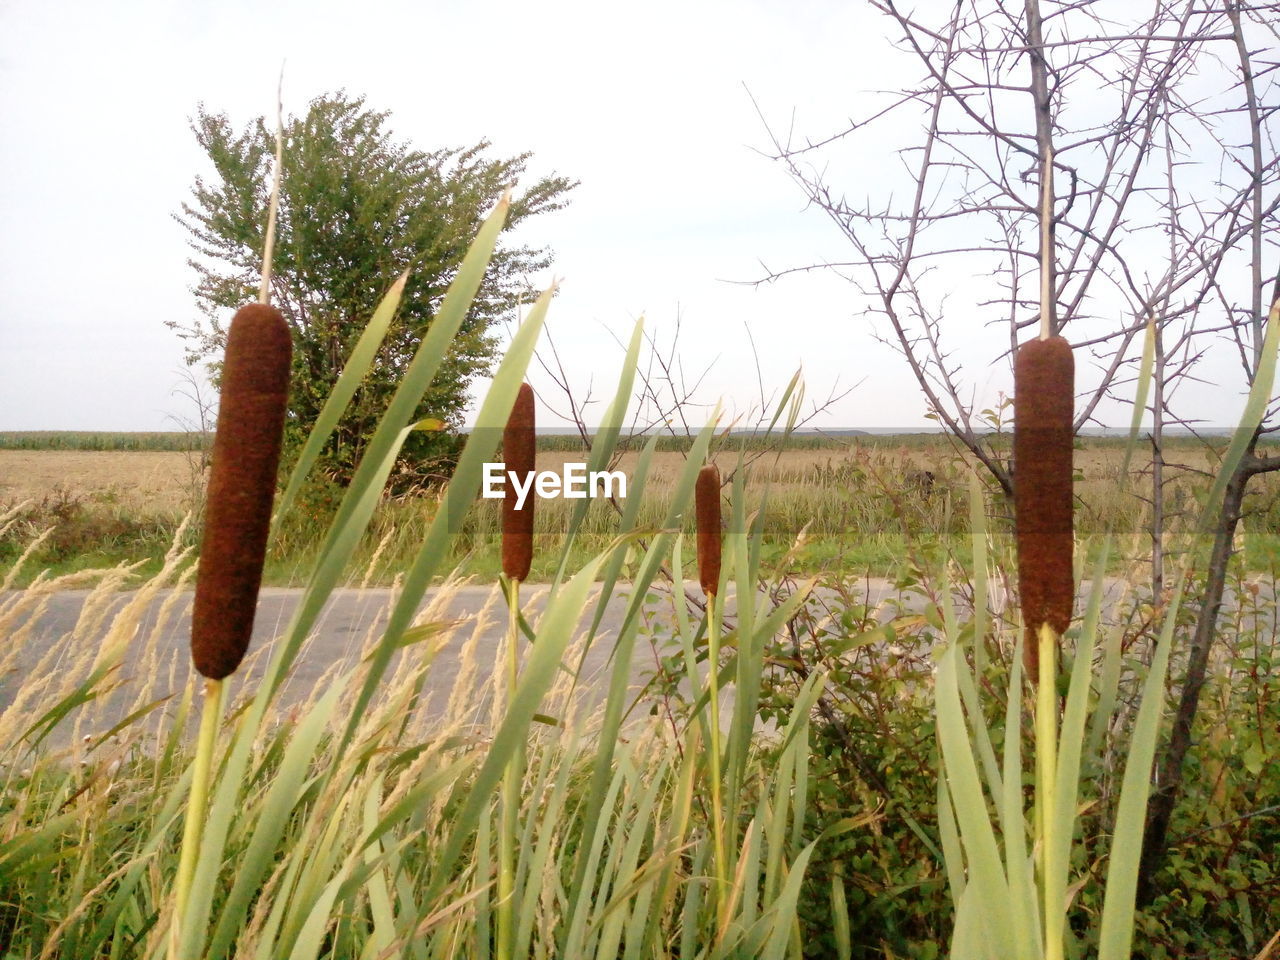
[5,529,1277,957]
[0,560,828,958]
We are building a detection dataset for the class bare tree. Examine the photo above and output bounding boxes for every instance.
[755,0,1279,905]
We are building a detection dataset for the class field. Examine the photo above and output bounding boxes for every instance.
[5,432,1280,587]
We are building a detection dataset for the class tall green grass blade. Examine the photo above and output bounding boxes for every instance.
[592,752,667,958]
[763,738,796,906]
[513,737,579,959]
[562,732,638,957]
[274,272,409,525]
[998,640,1039,951]
[830,872,851,960]
[1086,612,1127,761]
[1096,575,1186,960]
[567,420,717,909]
[336,282,554,754]
[357,772,396,960]
[1119,320,1156,480]
[202,677,349,959]
[764,368,803,437]
[759,837,819,960]
[432,551,609,891]
[936,638,1019,951]
[253,197,511,714]
[937,775,966,904]
[969,471,989,675]
[942,587,1004,825]
[585,430,660,644]
[726,454,758,809]
[551,317,644,591]
[678,841,709,960]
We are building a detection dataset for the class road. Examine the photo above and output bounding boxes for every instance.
[1,579,917,750]
[7,574,1257,752]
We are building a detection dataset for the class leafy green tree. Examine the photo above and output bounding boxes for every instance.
[173,91,574,485]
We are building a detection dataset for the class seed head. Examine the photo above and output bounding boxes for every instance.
[695,464,722,599]
[1013,335,1074,679]
[502,383,536,582]
[191,303,292,680]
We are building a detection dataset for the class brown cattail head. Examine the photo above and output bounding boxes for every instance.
[502,383,536,582]
[695,464,722,599]
[1014,335,1075,680]
[191,304,292,680]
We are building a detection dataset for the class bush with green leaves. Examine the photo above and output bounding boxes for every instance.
[173,91,576,487]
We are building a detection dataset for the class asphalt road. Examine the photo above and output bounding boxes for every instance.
[8,574,1263,752]
[1,579,916,750]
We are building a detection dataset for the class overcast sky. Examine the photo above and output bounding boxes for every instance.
[0,0,1259,433]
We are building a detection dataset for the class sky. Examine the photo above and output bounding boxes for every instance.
[0,0,1262,433]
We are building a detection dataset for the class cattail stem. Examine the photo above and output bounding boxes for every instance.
[257,92,284,306]
[497,383,534,958]
[1014,336,1074,680]
[170,677,224,960]
[497,579,521,960]
[706,592,729,934]
[1035,624,1065,960]
[1037,142,1055,343]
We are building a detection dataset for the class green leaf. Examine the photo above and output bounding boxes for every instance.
[274,271,409,525]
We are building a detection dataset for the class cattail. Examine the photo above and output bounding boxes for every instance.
[502,383,536,582]
[1014,335,1074,678]
[696,464,722,598]
[191,304,292,680]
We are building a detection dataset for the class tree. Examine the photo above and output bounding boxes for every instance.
[756,0,1278,910]
[173,91,576,485]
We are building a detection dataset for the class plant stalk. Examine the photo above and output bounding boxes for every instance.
[1036,625,1063,960]
[170,676,223,960]
[498,578,522,960]
[706,592,729,933]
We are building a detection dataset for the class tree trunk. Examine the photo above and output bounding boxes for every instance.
[1136,452,1252,904]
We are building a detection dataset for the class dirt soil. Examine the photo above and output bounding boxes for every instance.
[0,451,202,514]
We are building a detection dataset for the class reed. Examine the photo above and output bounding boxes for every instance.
[934,311,1280,958]
[1013,334,1074,678]
[498,381,535,959]
[694,461,729,921]
[171,300,291,960]
[0,145,839,958]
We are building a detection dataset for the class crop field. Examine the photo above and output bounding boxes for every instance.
[0,430,209,451]
[5,432,1280,586]
[0,449,201,512]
